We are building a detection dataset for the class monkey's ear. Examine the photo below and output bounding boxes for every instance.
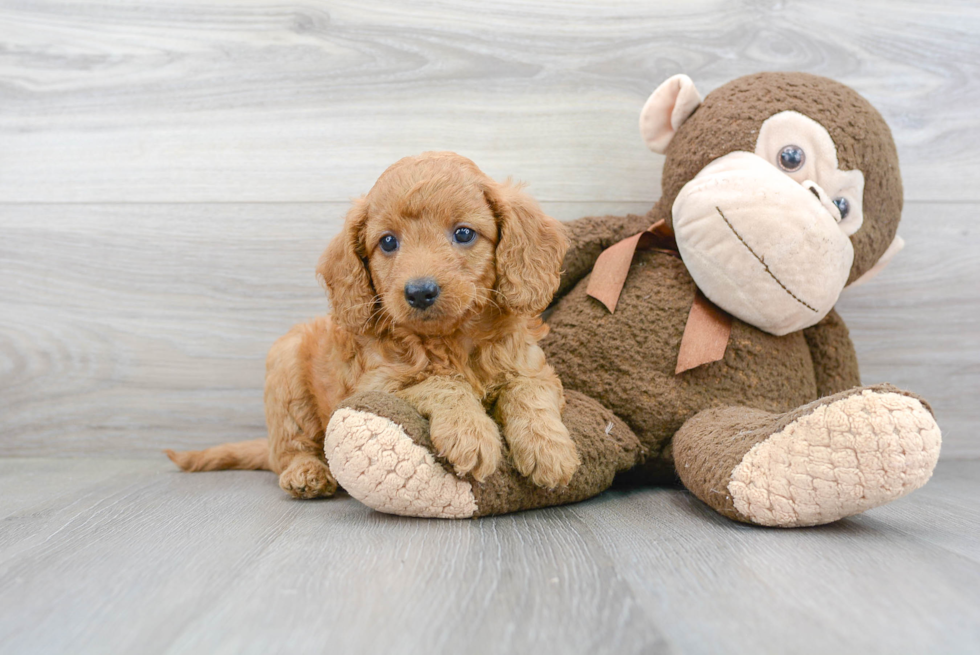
[846,235,904,289]
[639,74,702,154]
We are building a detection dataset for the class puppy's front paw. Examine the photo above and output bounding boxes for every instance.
[509,423,580,489]
[430,411,502,483]
[279,455,337,499]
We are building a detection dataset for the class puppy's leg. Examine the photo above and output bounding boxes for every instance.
[265,320,338,499]
[496,367,580,488]
[396,377,502,482]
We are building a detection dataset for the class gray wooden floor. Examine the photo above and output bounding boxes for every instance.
[2,1,980,654]
[0,458,978,655]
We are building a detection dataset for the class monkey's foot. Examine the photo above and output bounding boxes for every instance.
[730,387,941,526]
[676,385,942,527]
[324,404,478,519]
[324,391,643,519]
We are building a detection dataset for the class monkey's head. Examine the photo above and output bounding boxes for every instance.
[641,72,903,336]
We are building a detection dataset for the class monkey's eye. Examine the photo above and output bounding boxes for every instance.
[833,197,850,220]
[379,234,399,253]
[453,226,476,244]
[777,145,805,172]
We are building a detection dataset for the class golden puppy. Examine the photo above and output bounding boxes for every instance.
[167,152,580,497]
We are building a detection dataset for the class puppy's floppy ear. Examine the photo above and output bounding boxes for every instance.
[317,198,376,332]
[484,181,569,315]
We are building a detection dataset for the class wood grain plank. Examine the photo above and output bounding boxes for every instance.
[575,463,980,655]
[862,460,980,565]
[0,458,159,526]
[0,458,668,655]
[0,201,648,456]
[0,0,978,203]
[164,508,668,655]
[1,201,975,457]
[1,458,978,654]
[837,202,980,458]
[0,463,318,655]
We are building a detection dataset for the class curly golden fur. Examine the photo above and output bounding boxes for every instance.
[166,152,579,496]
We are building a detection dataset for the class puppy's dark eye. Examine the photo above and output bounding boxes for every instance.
[778,145,805,172]
[379,234,399,253]
[453,226,476,244]
[833,197,850,219]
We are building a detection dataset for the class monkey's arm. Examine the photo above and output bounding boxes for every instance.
[556,213,653,299]
[803,309,862,397]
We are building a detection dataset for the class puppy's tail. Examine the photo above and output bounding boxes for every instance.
[165,438,271,472]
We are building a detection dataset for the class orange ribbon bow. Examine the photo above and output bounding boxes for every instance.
[586,220,733,374]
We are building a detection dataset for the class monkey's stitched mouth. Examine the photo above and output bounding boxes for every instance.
[714,206,819,314]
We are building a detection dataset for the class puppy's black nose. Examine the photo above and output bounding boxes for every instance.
[404,278,440,310]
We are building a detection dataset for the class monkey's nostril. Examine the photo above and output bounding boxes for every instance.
[802,180,841,223]
[404,278,440,310]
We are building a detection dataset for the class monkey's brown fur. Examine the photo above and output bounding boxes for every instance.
[542,73,899,482]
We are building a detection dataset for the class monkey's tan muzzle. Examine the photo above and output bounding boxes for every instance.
[672,152,854,336]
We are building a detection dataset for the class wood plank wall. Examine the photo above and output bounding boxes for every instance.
[1,0,978,457]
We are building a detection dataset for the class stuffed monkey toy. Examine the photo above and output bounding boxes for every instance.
[322,72,941,526]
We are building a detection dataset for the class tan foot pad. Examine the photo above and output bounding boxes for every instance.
[729,389,942,527]
[324,408,477,519]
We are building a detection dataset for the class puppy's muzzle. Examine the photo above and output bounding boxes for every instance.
[404,278,440,310]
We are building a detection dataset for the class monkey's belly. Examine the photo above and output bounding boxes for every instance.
[542,251,818,456]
